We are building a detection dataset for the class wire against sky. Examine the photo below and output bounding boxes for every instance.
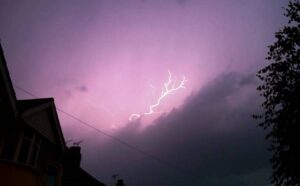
[129,70,187,121]
[13,84,200,181]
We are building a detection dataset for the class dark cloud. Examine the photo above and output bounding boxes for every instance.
[82,72,271,186]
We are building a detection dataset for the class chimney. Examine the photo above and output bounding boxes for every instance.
[116,179,125,186]
[65,146,82,168]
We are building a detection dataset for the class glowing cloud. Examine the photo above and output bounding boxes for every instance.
[129,70,187,121]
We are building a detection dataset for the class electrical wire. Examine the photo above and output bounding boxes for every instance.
[13,84,200,180]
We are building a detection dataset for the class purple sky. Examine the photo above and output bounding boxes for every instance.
[0,0,287,185]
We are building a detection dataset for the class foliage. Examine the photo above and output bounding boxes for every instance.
[255,1,300,185]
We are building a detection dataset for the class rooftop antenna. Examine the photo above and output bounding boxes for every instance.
[73,140,84,146]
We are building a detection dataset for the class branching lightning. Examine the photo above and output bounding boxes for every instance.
[129,70,187,121]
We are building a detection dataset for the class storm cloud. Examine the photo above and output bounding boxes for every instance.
[0,1,285,185]
[82,72,271,186]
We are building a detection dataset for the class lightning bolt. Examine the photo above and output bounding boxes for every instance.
[129,70,187,121]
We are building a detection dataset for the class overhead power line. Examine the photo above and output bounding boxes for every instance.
[13,84,200,180]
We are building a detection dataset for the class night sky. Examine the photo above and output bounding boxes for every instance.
[0,0,287,185]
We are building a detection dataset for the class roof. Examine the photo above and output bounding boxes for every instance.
[0,43,66,152]
[63,167,106,186]
[17,98,54,113]
[18,98,66,152]
[0,43,17,115]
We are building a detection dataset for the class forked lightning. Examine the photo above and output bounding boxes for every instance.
[129,71,186,121]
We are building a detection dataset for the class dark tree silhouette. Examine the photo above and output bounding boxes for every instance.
[255,1,300,185]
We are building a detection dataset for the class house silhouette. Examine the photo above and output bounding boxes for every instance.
[0,43,105,186]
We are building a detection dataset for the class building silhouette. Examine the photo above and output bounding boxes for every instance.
[116,179,125,186]
[0,44,105,186]
[63,146,105,186]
